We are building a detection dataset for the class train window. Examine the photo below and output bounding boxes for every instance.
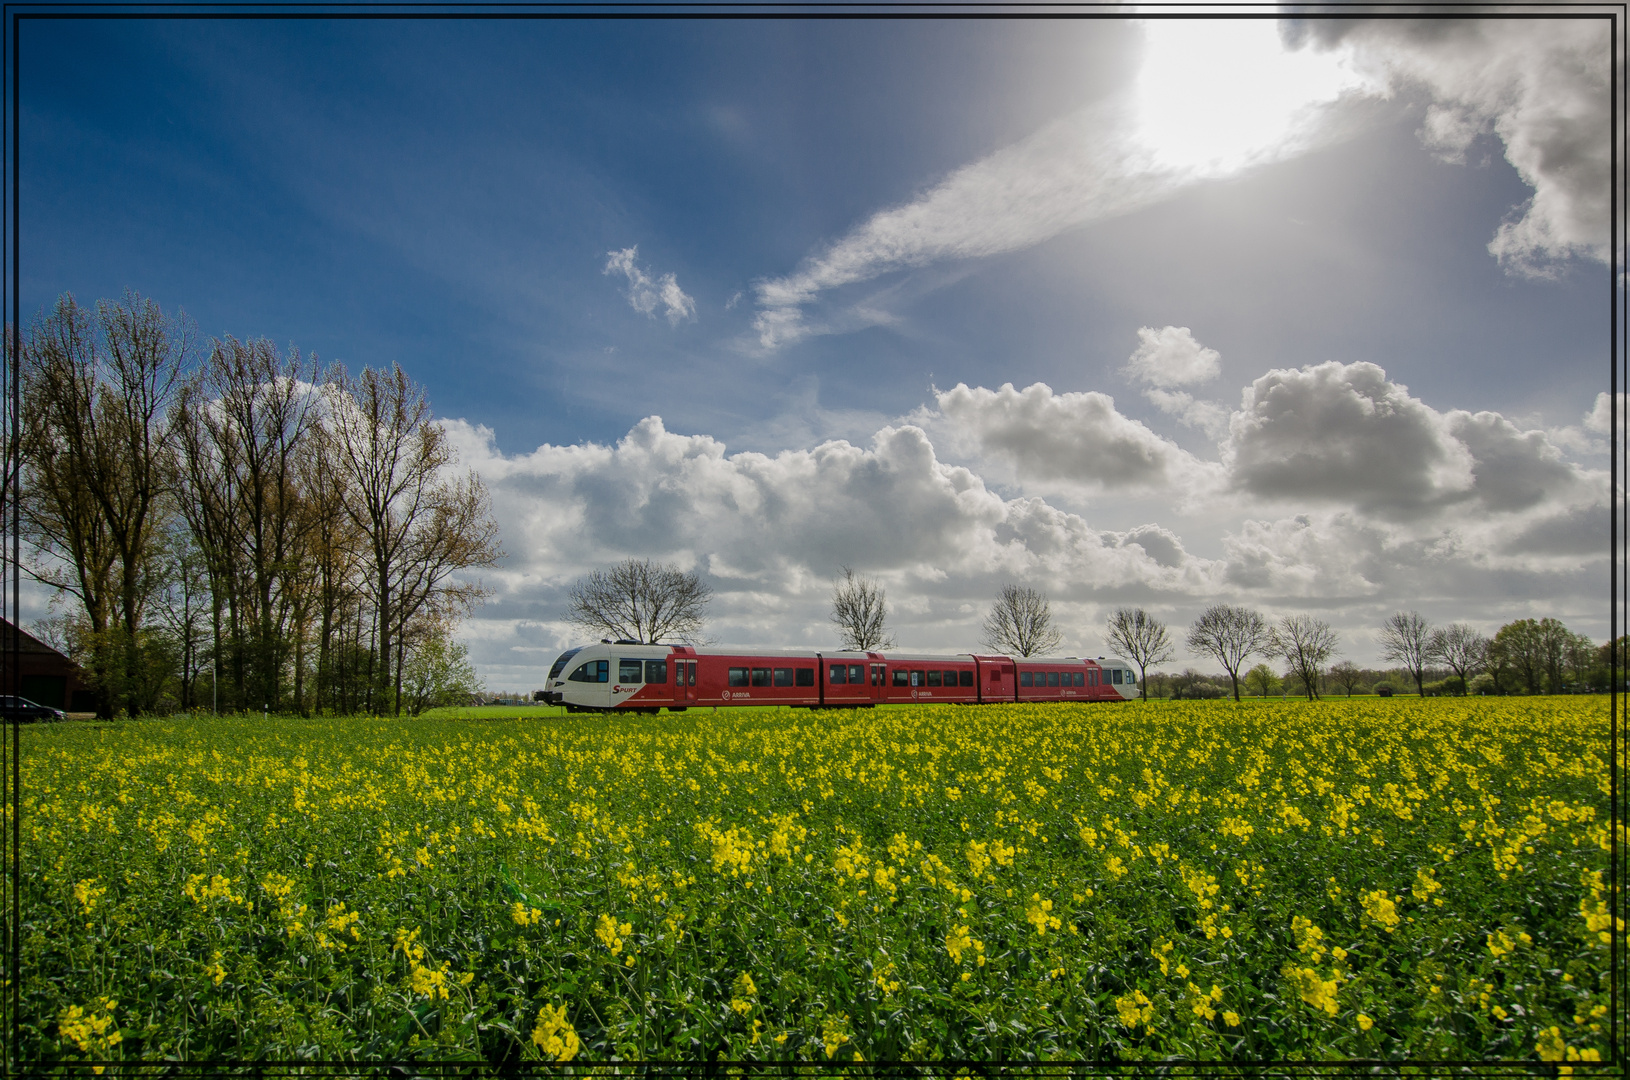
[912,670,925,686]
[774,668,795,687]
[1047,671,1059,687]
[1111,669,1122,684]
[1089,669,1098,686]
[1073,671,1084,687]
[796,668,815,687]
[687,663,697,686]
[925,670,942,687]
[944,670,959,687]
[1020,671,1033,687]
[960,670,974,687]
[752,668,772,687]
[828,665,847,685]
[548,647,583,680]
[853,665,867,684]
[568,660,609,683]
[645,661,667,684]
[619,660,643,684]
[893,669,909,687]
[871,665,885,686]
[728,668,749,687]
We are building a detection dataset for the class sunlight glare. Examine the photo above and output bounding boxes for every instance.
[1132,21,1370,178]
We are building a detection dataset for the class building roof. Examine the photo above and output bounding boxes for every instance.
[0,618,76,662]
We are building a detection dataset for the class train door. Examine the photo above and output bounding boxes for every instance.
[870,663,887,704]
[674,660,696,705]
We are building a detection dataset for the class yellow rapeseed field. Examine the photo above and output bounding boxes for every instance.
[17,697,1621,1065]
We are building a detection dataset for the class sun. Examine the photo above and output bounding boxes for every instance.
[1131,19,1372,179]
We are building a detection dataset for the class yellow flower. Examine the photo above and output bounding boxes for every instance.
[595,912,632,955]
[946,924,975,963]
[1282,964,1341,1016]
[1114,989,1154,1029]
[1360,890,1401,932]
[1357,1013,1374,1031]
[531,1003,580,1061]
[1536,1027,1567,1062]
[1025,893,1061,936]
[821,1015,851,1058]
[58,997,121,1071]
[72,878,106,914]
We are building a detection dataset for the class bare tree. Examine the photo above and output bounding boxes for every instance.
[1328,660,1364,698]
[1271,615,1338,700]
[179,336,319,712]
[981,584,1061,657]
[568,558,712,644]
[829,566,894,651]
[1379,611,1434,696]
[387,468,501,706]
[299,417,366,714]
[325,363,461,714]
[1104,607,1175,701]
[20,292,192,717]
[151,521,212,710]
[1428,623,1487,691]
[1185,604,1270,701]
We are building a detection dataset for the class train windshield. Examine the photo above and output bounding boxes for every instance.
[548,647,584,681]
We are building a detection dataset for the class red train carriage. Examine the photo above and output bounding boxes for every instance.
[542,642,1140,712]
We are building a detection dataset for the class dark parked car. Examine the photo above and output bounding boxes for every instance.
[0,695,67,722]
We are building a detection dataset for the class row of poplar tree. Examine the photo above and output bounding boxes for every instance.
[14,291,501,718]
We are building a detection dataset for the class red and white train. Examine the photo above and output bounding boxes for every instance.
[539,643,1139,712]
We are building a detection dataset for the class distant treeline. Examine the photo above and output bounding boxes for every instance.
[1148,617,1618,699]
[15,292,500,718]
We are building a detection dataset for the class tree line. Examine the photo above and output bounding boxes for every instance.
[17,292,500,718]
[564,558,1610,701]
[1110,607,1611,701]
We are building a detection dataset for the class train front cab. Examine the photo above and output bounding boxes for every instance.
[549,644,699,712]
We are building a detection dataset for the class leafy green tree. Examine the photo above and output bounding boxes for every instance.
[401,621,483,716]
[1493,618,1574,693]
[1243,662,1281,698]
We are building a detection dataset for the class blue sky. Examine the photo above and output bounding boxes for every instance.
[22,15,1616,685]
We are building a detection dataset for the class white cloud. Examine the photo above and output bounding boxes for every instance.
[1584,391,1622,435]
[1226,361,1477,518]
[440,412,1226,680]
[604,246,698,326]
[1320,18,1611,275]
[1224,361,1604,551]
[444,413,1212,590]
[1124,325,1223,387]
[439,365,1608,684]
[1144,388,1232,440]
[751,104,1175,348]
[930,381,1224,498]
[1547,392,1620,456]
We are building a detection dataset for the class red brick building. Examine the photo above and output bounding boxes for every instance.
[2,619,92,712]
